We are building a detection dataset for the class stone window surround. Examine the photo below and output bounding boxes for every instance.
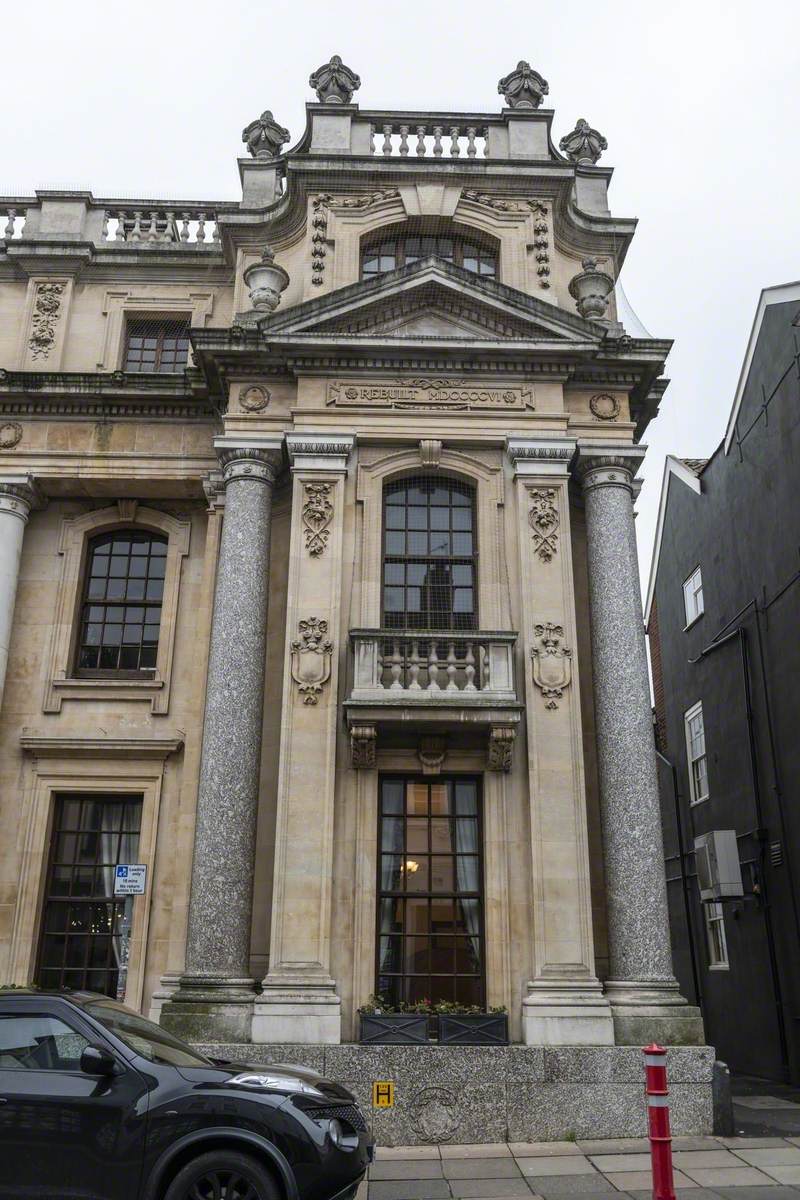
[97,289,214,371]
[42,504,190,714]
[9,736,182,1010]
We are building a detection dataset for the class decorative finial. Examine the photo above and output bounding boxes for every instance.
[243,245,290,313]
[568,258,615,322]
[309,54,361,104]
[559,118,608,165]
[498,61,549,109]
[241,110,290,159]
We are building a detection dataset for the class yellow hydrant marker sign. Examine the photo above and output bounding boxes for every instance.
[373,1081,395,1108]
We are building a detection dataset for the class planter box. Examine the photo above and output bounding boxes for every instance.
[359,1014,429,1045]
[438,1013,509,1046]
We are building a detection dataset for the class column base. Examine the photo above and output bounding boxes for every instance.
[159,974,256,1043]
[252,984,341,1044]
[605,979,706,1045]
[523,979,615,1046]
[147,972,181,1024]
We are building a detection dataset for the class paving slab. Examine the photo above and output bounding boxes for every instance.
[673,1151,745,1168]
[734,1149,800,1167]
[368,1180,452,1200]
[719,1139,794,1149]
[710,1189,800,1199]
[672,1137,727,1150]
[441,1145,514,1158]
[370,1161,445,1180]
[448,1179,534,1198]
[602,1169,698,1189]
[625,1192,720,1200]
[577,1139,651,1155]
[522,1177,617,1196]
[377,1147,442,1160]
[587,1153,654,1172]
[759,1166,800,1185]
[680,1166,776,1187]
[508,1143,583,1157]
[443,1161,523,1179]
[517,1156,597,1176]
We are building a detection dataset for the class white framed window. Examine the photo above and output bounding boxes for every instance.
[683,566,704,626]
[685,701,709,804]
[704,901,729,968]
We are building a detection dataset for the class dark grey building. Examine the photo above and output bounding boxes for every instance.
[645,281,800,1084]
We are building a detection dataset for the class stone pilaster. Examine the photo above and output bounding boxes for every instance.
[161,436,282,1043]
[253,433,354,1044]
[0,476,42,715]
[576,444,704,1045]
[506,439,613,1046]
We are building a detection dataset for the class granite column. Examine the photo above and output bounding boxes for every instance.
[577,446,703,1044]
[161,436,282,1042]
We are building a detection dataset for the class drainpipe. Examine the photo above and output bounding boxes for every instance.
[656,748,703,1009]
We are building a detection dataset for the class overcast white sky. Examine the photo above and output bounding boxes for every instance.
[4,0,799,593]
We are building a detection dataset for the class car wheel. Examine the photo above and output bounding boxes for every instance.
[164,1149,281,1200]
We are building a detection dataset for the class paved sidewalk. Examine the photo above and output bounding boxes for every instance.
[362,1136,800,1199]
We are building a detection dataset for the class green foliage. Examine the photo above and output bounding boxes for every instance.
[357,993,507,1017]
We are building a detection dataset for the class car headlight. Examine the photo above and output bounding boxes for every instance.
[327,1117,344,1148]
[228,1072,327,1098]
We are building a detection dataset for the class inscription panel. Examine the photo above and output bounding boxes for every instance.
[327,378,534,411]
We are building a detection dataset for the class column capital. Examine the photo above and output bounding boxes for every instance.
[286,432,355,474]
[213,435,284,486]
[505,436,576,477]
[0,474,45,522]
[574,442,645,492]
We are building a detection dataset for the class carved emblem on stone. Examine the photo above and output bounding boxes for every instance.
[302,482,334,556]
[240,386,270,412]
[531,622,572,709]
[461,189,527,213]
[242,110,290,159]
[29,282,65,360]
[0,421,23,449]
[498,61,549,109]
[290,617,333,704]
[559,118,608,165]
[488,726,516,772]
[409,1087,459,1143]
[418,736,447,776]
[526,487,559,561]
[350,724,377,769]
[589,392,620,421]
[309,54,361,105]
[419,439,442,468]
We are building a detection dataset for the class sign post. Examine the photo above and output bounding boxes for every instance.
[114,864,147,895]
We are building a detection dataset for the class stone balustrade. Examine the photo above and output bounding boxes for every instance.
[365,116,490,158]
[350,628,518,700]
[101,205,220,244]
[0,205,27,240]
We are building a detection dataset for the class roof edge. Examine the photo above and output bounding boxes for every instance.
[643,454,703,626]
[724,280,800,454]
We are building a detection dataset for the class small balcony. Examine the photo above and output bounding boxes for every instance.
[345,630,522,770]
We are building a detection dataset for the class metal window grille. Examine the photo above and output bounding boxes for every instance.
[36,794,143,999]
[76,531,166,674]
[362,233,497,280]
[123,317,190,373]
[377,777,485,1009]
[383,475,477,631]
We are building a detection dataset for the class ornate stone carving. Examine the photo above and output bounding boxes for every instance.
[243,245,289,312]
[0,421,23,449]
[309,54,361,105]
[488,726,516,772]
[327,379,534,411]
[419,439,442,468]
[240,386,270,412]
[559,118,608,165]
[498,61,549,109]
[218,446,282,486]
[590,392,620,421]
[531,622,572,709]
[528,199,551,290]
[290,617,333,705]
[310,191,399,286]
[241,110,290,159]
[302,482,334,556]
[418,736,447,776]
[461,189,528,213]
[409,1087,459,1142]
[350,724,377,769]
[526,487,559,561]
[116,499,138,522]
[29,282,65,360]
[568,257,615,321]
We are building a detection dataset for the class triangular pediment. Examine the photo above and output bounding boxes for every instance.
[258,257,604,347]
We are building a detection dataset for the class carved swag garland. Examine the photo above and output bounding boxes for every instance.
[302,482,334,556]
[29,282,65,360]
[527,487,560,561]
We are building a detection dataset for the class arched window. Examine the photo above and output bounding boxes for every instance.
[362,230,497,281]
[76,530,167,673]
[382,476,477,630]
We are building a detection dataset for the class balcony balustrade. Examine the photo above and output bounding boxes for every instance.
[101,206,220,244]
[1,206,26,240]
[349,629,518,704]
[365,117,490,159]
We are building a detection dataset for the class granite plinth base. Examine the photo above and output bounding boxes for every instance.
[191,1042,715,1146]
[605,981,706,1046]
[160,975,255,1043]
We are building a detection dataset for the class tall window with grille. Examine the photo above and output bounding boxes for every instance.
[382,476,477,631]
[123,317,190,372]
[36,794,143,999]
[377,777,485,1008]
[76,531,166,673]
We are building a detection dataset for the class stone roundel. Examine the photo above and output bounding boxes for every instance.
[0,421,23,449]
[589,392,620,421]
[240,386,271,412]
[408,1086,459,1143]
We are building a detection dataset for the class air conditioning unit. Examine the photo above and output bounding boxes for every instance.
[694,830,744,901]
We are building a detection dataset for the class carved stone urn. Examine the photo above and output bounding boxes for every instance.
[559,118,608,165]
[568,257,615,321]
[241,110,290,159]
[243,245,290,312]
[309,54,361,104]
[497,61,549,109]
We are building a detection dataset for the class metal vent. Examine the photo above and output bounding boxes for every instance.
[770,841,784,867]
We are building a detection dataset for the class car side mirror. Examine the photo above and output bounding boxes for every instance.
[80,1045,117,1076]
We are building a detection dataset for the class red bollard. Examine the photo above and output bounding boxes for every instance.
[643,1043,676,1200]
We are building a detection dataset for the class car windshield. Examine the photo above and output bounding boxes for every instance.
[84,999,211,1067]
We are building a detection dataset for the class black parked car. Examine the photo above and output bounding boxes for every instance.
[0,989,373,1200]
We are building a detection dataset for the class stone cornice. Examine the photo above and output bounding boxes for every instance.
[0,369,218,421]
[19,734,184,760]
[286,432,355,474]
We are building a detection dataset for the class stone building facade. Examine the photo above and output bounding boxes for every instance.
[0,59,712,1139]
